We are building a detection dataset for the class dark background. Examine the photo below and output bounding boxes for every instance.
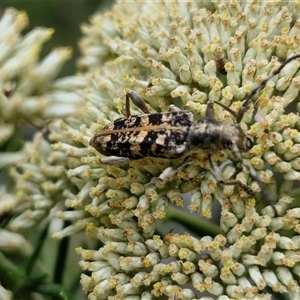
[0,1,115,76]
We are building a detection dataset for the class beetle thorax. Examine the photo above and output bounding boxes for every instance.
[187,118,252,154]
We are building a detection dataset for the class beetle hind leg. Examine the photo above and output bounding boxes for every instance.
[100,156,131,165]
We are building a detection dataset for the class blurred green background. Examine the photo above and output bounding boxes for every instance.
[0,1,115,76]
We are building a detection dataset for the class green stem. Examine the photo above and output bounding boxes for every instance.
[165,206,221,237]
[26,222,49,275]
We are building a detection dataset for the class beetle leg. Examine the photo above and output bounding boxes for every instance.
[208,155,255,196]
[124,90,150,117]
[100,156,131,165]
[158,156,190,181]
[158,166,178,181]
[168,104,182,112]
[206,99,243,120]
[231,145,277,216]
[212,100,238,119]
[205,101,215,119]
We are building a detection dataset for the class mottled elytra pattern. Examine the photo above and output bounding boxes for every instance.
[90,110,194,159]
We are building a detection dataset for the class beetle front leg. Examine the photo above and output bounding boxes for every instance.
[208,155,254,195]
[231,145,277,216]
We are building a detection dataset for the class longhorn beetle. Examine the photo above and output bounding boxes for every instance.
[90,54,300,216]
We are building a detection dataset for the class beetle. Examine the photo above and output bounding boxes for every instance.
[90,54,300,216]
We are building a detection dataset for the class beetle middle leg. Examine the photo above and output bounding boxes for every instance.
[100,156,131,165]
[158,156,190,181]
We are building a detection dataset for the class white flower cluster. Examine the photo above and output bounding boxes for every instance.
[64,1,300,299]
[2,1,300,299]
[0,8,88,168]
